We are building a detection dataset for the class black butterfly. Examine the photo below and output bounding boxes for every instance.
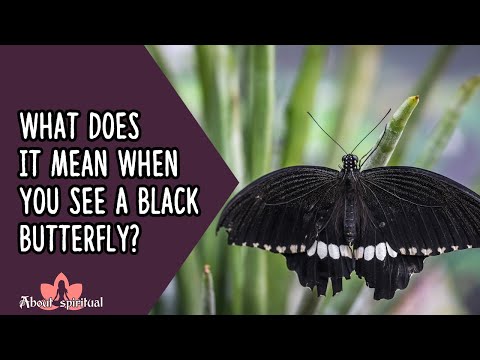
[217,113,480,300]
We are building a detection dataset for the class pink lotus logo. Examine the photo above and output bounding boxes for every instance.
[19,272,103,311]
[40,272,83,311]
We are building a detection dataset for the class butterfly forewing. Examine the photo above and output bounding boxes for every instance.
[359,166,480,256]
[218,166,340,253]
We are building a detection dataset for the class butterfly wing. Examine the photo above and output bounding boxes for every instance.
[354,166,480,299]
[218,166,354,296]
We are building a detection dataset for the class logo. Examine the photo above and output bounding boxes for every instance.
[19,272,103,311]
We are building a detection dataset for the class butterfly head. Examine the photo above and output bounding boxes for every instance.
[342,154,358,171]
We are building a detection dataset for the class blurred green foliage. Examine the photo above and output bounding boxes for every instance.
[147,45,480,315]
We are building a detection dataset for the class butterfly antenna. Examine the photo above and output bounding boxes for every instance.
[307,112,347,155]
[350,108,391,154]
[359,124,388,170]
[359,146,374,165]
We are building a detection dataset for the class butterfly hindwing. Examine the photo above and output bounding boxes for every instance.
[352,199,426,299]
[285,203,355,296]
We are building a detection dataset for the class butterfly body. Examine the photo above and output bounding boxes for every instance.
[342,155,360,244]
[218,153,480,300]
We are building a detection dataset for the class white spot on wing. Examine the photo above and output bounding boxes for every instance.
[421,248,432,256]
[386,242,397,258]
[408,247,417,255]
[307,241,317,257]
[264,244,271,251]
[317,241,328,259]
[253,243,259,248]
[451,245,459,251]
[276,246,286,253]
[300,244,306,252]
[375,242,387,261]
[364,246,375,261]
[242,242,247,247]
[231,242,236,246]
[438,247,446,254]
[354,246,364,259]
[328,244,340,259]
[290,245,298,253]
[399,247,406,255]
[339,245,352,258]
[467,245,473,249]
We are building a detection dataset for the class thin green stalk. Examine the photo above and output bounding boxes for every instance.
[228,47,246,186]
[145,45,174,84]
[390,45,457,165]
[228,246,246,314]
[202,265,216,315]
[247,45,275,179]
[378,76,480,315]
[281,46,328,167]
[296,290,323,315]
[345,95,420,315]
[295,96,419,315]
[362,95,420,169]
[346,286,373,315]
[265,46,327,314]
[176,250,203,314]
[221,46,246,315]
[177,46,232,313]
[148,299,163,315]
[194,46,233,312]
[195,45,231,162]
[244,45,275,314]
[327,45,382,168]
[149,293,166,315]
[416,75,480,169]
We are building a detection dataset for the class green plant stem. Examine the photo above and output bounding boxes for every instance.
[327,45,382,168]
[228,48,246,186]
[176,249,203,314]
[148,299,163,315]
[297,95,418,315]
[296,291,323,315]
[345,95,420,315]
[416,75,480,169]
[222,47,246,315]
[228,247,246,314]
[346,286,373,315]
[194,46,234,314]
[390,45,457,164]
[244,45,275,314]
[362,95,420,169]
[202,265,216,315]
[248,46,275,179]
[145,45,174,84]
[196,45,230,162]
[266,47,328,314]
[376,76,480,315]
[295,96,419,315]
[282,46,327,167]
